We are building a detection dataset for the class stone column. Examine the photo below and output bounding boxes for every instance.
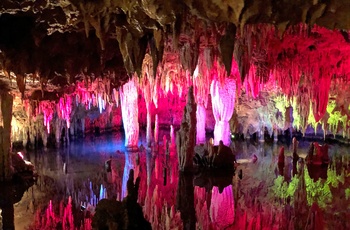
[210,79,236,146]
[176,86,197,171]
[0,92,13,181]
[120,79,139,150]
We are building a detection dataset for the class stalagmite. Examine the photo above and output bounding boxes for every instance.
[176,86,197,171]
[210,78,236,146]
[120,79,139,149]
[0,92,13,181]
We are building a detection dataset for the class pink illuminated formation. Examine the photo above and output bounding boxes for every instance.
[57,95,73,128]
[39,101,55,133]
[120,78,139,148]
[196,102,206,144]
[210,78,236,145]
[210,185,235,229]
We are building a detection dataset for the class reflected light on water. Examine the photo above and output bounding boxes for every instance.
[3,132,350,230]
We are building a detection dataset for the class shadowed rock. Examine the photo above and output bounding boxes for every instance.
[92,169,151,230]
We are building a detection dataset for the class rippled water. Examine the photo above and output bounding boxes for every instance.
[2,131,350,229]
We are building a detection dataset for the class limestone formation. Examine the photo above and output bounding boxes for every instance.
[176,86,197,171]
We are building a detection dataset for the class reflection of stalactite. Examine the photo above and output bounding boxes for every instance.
[122,152,140,199]
[176,172,196,230]
[210,185,235,229]
[120,79,139,148]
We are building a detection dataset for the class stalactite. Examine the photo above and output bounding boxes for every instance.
[120,78,139,149]
[57,95,73,128]
[39,101,55,134]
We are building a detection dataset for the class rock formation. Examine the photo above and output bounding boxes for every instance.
[120,78,139,149]
[176,86,197,171]
[210,78,237,146]
[194,140,236,169]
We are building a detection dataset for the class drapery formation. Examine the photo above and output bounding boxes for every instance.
[120,79,139,148]
[210,78,236,146]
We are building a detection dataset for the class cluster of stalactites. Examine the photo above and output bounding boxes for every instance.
[75,77,113,112]
[22,75,119,137]
[39,101,56,133]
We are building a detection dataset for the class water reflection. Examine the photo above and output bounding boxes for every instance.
[5,133,350,229]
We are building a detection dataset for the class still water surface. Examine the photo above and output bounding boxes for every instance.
[2,131,350,229]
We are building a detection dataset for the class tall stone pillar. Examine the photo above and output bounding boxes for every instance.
[176,86,197,171]
[120,79,139,150]
[210,79,236,146]
[0,92,13,181]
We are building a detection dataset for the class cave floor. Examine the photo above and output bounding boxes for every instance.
[2,131,350,230]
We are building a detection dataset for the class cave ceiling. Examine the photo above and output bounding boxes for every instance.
[1,0,350,108]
